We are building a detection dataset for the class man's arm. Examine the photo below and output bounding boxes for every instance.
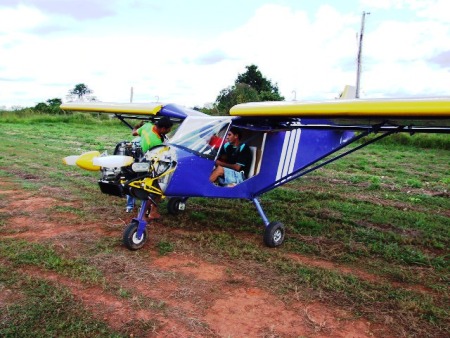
[215,159,242,172]
[132,121,144,136]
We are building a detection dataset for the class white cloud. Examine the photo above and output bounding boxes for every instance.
[211,4,361,100]
[1,0,449,109]
[0,5,46,32]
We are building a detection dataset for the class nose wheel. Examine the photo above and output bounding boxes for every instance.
[123,220,148,250]
[123,200,151,250]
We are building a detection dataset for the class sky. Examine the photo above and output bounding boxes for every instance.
[1,0,449,109]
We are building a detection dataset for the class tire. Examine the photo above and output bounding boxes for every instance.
[263,221,285,247]
[167,197,185,215]
[123,221,148,250]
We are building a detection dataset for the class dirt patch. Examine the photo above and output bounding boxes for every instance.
[286,253,381,283]
[0,178,403,337]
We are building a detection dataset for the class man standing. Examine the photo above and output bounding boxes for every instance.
[127,116,173,218]
[209,127,252,186]
[132,116,173,152]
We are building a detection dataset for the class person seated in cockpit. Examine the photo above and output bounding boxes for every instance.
[209,127,252,186]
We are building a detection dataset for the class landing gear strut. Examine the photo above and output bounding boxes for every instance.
[253,198,285,247]
[123,200,151,250]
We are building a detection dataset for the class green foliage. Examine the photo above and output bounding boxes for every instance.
[0,111,119,125]
[34,98,64,115]
[0,271,120,337]
[216,83,260,114]
[67,83,96,102]
[47,98,63,107]
[192,105,221,116]
[0,107,37,119]
[0,115,448,337]
[406,178,423,188]
[215,64,284,114]
[157,240,174,256]
[368,175,382,189]
[0,83,97,116]
[365,132,450,150]
[235,64,284,101]
[0,239,104,283]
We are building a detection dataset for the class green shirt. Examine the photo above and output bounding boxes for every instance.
[137,123,163,152]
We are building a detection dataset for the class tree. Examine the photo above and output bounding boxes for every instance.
[215,64,284,114]
[34,102,49,112]
[216,83,260,114]
[235,64,284,101]
[33,98,63,114]
[46,98,62,107]
[192,103,222,116]
[67,83,96,102]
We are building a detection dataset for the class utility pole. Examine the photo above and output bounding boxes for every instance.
[130,87,134,103]
[356,11,370,99]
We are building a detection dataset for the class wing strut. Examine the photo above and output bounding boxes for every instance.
[114,114,134,129]
[114,114,152,130]
[253,126,404,197]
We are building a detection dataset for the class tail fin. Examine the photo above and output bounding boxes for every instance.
[339,85,356,99]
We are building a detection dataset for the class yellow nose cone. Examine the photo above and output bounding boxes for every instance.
[75,151,101,171]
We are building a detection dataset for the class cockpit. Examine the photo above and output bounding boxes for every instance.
[168,116,232,158]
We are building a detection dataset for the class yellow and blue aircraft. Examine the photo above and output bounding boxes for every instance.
[61,94,450,250]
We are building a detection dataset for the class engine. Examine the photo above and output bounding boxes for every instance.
[97,140,142,197]
[97,141,177,200]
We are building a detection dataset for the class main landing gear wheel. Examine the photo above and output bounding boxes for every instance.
[263,221,285,247]
[123,221,148,250]
[167,197,186,215]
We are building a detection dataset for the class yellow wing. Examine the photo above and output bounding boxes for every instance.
[230,98,450,118]
[60,102,163,115]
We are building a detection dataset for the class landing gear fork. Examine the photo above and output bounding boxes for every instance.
[123,199,151,250]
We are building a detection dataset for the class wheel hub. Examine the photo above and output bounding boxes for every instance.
[273,229,283,243]
[132,232,144,244]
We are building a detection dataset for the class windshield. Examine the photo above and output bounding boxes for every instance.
[169,116,231,158]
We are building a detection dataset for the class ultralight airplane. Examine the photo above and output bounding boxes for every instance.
[61,89,450,250]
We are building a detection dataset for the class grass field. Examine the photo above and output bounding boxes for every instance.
[0,115,448,337]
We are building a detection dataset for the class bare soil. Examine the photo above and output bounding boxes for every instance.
[0,178,405,337]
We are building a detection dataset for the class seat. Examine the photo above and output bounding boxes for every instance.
[248,146,257,178]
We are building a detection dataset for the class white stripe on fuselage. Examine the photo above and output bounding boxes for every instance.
[276,129,301,181]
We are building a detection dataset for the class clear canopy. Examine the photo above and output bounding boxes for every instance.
[169,116,231,158]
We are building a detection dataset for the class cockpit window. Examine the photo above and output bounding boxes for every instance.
[169,116,231,158]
